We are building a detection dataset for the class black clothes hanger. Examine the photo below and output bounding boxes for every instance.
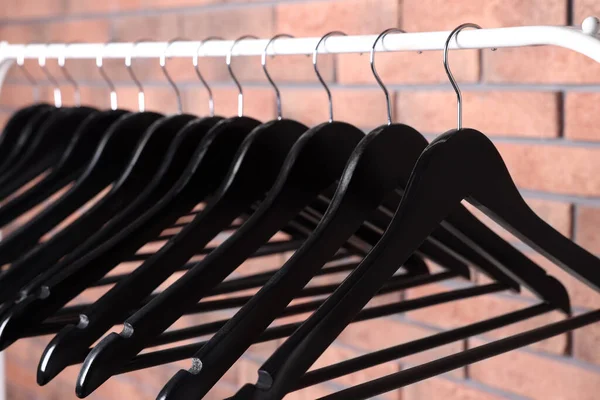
[319,309,600,400]
[35,35,312,387]
[154,29,544,399]
[0,40,210,302]
[232,25,580,400]
[73,32,458,397]
[0,38,267,355]
[0,109,128,230]
[0,106,97,205]
[0,52,131,230]
[0,109,162,266]
[0,103,53,176]
[0,48,99,198]
[0,52,57,177]
[0,43,177,268]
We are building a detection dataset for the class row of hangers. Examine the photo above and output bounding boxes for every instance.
[0,23,599,400]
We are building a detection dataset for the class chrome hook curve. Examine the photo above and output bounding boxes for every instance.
[370,28,409,125]
[194,36,224,117]
[443,23,492,130]
[227,35,259,117]
[16,44,39,101]
[58,42,81,107]
[313,31,346,123]
[96,42,118,110]
[38,44,62,108]
[161,38,189,114]
[126,39,153,112]
[262,33,293,120]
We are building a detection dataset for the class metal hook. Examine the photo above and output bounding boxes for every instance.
[38,44,62,108]
[16,43,39,102]
[160,38,188,115]
[194,36,223,117]
[96,42,118,110]
[263,34,293,120]
[227,35,259,117]
[126,39,152,112]
[443,23,486,130]
[371,28,409,126]
[58,42,81,107]
[314,31,346,123]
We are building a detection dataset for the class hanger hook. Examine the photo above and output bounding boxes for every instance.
[444,23,483,130]
[194,36,223,117]
[371,28,409,126]
[96,42,118,110]
[17,43,39,102]
[314,31,346,123]
[126,39,152,112]
[39,44,62,108]
[161,38,188,115]
[58,42,81,107]
[227,35,259,118]
[263,33,293,120]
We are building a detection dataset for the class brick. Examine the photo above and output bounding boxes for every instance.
[478,251,600,311]
[64,0,143,14]
[338,50,479,85]
[78,85,141,110]
[0,83,45,108]
[1,20,110,84]
[336,317,466,378]
[310,344,400,398]
[276,0,399,36]
[576,206,600,255]
[0,24,46,43]
[396,91,560,138]
[281,88,390,128]
[234,253,285,278]
[462,198,572,243]
[188,53,330,85]
[405,284,567,354]
[483,47,600,84]
[286,385,338,400]
[403,376,521,400]
[565,92,600,141]
[401,0,566,31]
[185,86,276,121]
[267,53,335,83]
[496,143,600,196]
[575,1,600,25]
[144,0,266,8]
[0,0,66,19]
[0,112,9,127]
[107,14,182,83]
[574,322,600,366]
[180,7,274,84]
[469,337,600,400]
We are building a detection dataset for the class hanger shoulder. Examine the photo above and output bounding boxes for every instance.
[0,111,161,266]
[453,128,600,299]
[75,120,367,397]
[0,107,66,195]
[0,110,128,229]
[0,103,52,174]
[36,118,233,383]
[0,116,261,355]
[157,123,432,399]
[0,110,131,303]
[248,128,574,398]
[0,107,97,188]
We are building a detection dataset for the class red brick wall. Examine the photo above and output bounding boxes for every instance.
[2,1,600,399]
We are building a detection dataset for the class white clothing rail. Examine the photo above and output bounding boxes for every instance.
[0,17,600,92]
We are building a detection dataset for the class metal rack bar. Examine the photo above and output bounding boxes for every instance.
[0,18,599,92]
